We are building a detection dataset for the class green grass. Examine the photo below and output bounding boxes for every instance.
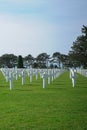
[0,70,87,130]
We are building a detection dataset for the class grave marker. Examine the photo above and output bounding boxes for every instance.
[42,72,47,88]
[9,72,14,90]
[21,71,25,85]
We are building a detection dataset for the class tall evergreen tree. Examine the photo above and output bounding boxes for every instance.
[17,55,24,68]
[69,25,87,68]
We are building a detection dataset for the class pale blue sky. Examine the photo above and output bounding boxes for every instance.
[0,0,87,57]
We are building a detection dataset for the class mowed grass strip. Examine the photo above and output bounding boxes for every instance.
[0,70,87,130]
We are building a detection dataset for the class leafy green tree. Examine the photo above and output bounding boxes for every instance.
[17,55,24,68]
[32,62,38,68]
[0,54,17,68]
[52,52,69,68]
[60,54,69,68]
[24,54,34,68]
[69,25,87,68]
[36,53,49,68]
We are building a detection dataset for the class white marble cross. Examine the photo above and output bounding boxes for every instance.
[70,69,76,87]
[21,71,25,85]
[29,70,33,82]
[9,72,14,90]
[42,72,47,88]
[35,69,38,80]
[48,70,51,84]
[15,70,18,80]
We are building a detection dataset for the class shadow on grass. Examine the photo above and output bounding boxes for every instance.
[76,78,87,88]
[14,88,32,92]
[76,84,87,88]
[0,85,9,88]
[47,87,67,90]
[49,80,72,89]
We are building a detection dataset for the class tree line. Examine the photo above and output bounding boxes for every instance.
[0,25,87,69]
[0,53,68,68]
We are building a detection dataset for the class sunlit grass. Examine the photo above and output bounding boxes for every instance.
[0,70,87,130]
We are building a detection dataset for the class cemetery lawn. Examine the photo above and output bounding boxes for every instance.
[0,70,87,130]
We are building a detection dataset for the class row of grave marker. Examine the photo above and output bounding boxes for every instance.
[1,68,66,90]
[77,69,87,77]
[70,68,77,87]
[70,68,87,87]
